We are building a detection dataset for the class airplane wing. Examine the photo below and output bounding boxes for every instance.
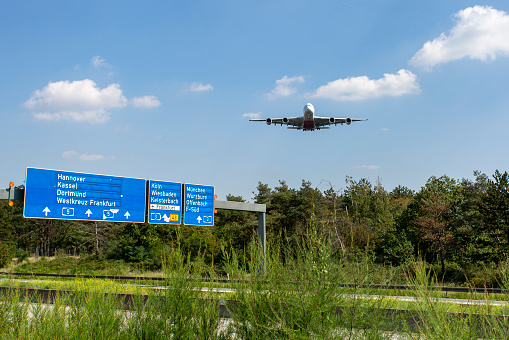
[250,117,303,128]
[314,116,368,128]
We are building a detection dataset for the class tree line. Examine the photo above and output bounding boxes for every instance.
[1,169,509,281]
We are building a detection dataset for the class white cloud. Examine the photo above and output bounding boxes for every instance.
[91,56,106,67]
[313,69,420,101]
[25,79,160,123]
[411,6,509,69]
[266,75,305,99]
[61,150,78,159]
[61,150,115,161]
[25,79,127,123]
[356,165,381,170]
[79,153,115,161]
[242,112,262,119]
[187,82,214,92]
[131,95,161,108]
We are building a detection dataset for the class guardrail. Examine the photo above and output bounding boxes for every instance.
[0,272,505,295]
[2,285,508,336]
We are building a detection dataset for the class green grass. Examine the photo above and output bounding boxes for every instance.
[1,237,509,339]
[11,255,148,276]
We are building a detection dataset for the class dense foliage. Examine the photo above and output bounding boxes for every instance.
[1,170,509,284]
[2,235,509,339]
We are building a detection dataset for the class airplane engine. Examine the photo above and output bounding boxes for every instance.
[329,117,335,123]
[346,118,352,125]
[282,117,289,123]
[266,118,272,125]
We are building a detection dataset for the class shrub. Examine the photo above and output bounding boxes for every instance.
[0,242,13,268]
[468,262,501,288]
[432,261,467,284]
[15,248,29,264]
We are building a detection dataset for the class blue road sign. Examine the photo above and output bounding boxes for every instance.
[183,183,214,226]
[148,180,182,224]
[24,168,146,223]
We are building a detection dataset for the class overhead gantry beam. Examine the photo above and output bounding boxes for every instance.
[1,187,267,255]
[214,200,266,255]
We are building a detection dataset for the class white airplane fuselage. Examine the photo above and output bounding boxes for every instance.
[303,103,315,130]
[248,102,367,131]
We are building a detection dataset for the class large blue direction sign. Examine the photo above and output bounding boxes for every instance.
[24,168,146,223]
[148,180,182,224]
[183,183,214,226]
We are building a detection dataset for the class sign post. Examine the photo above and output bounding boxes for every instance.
[183,183,214,226]
[23,168,146,223]
[147,180,182,224]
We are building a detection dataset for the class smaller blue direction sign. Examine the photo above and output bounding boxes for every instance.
[24,168,146,223]
[148,180,182,224]
[183,183,214,226]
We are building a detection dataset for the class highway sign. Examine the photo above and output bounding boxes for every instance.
[147,180,182,224]
[24,168,146,223]
[183,183,214,226]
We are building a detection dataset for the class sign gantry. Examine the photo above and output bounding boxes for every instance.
[183,183,215,226]
[9,168,265,255]
[23,168,146,223]
[23,168,217,226]
[147,180,182,224]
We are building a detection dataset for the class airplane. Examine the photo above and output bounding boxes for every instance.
[249,103,367,131]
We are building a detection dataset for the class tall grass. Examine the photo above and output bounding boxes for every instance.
[0,245,228,340]
[406,259,509,339]
[223,232,398,339]
[1,234,509,339]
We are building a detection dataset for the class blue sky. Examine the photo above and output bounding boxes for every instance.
[2,1,509,200]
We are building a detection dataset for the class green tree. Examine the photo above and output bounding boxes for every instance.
[297,180,325,232]
[321,182,348,252]
[391,185,415,200]
[253,182,272,205]
[414,193,453,272]
[0,242,12,268]
[449,171,490,265]
[343,176,373,227]
[480,170,509,258]
[214,194,257,253]
[342,177,414,264]
[108,222,166,267]
[402,175,461,268]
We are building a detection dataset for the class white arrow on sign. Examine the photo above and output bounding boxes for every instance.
[196,216,202,223]
[42,207,50,216]
[162,214,171,223]
[85,209,92,217]
[124,211,130,219]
